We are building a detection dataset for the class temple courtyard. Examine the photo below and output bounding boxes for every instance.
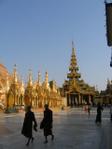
[0,107,112,149]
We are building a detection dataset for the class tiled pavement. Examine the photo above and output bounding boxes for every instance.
[0,107,112,149]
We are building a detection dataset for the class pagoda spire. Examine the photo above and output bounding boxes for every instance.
[13,64,18,83]
[28,69,33,86]
[72,41,75,55]
[43,71,50,89]
[107,78,111,91]
[37,71,41,85]
[107,78,110,85]
[45,71,48,85]
[67,41,81,80]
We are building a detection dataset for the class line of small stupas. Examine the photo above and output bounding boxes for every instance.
[0,64,62,112]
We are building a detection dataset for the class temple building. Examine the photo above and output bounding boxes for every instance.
[61,42,96,107]
[98,79,112,105]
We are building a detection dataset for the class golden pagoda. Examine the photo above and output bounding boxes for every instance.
[5,64,25,112]
[23,70,62,109]
[24,69,34,106]
[62,42,96,107]
[33,71,43,108]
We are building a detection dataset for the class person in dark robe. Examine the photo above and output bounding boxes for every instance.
[21,105,37,146]
[87,104,91,117]
[40,104,54,143]
[95,102,103,124]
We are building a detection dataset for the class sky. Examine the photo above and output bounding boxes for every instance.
[0,0,111,91]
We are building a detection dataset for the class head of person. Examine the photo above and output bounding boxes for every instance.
[44,104,49,110]
[26,105,32,112]
[97,102,101,106]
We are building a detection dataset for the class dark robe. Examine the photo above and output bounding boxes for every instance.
[95,104,103,123]
[41,108,53,136]
[21,111,37,138]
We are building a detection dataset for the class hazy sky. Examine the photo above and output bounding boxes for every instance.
[0,0,111,91]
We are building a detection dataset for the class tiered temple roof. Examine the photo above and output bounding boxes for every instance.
[63,42,95,100]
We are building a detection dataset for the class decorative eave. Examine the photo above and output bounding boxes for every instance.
[67,72,81,79]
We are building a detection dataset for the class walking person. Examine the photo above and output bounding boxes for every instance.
[87,104,91,117]
[95,102,103,124]
[40,104,54,144]
[21,105,37,146]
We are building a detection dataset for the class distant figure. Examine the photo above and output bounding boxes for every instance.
[40,104,54,143]
[21,105,37,146]
[87,104,91,117]
[61,105,64,111]
[110,104,112,121]
[95,102,103,124]
[84,104,88,112]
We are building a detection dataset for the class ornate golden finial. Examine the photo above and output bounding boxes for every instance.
[72,41,74,48]
[45,71,48,84]
[13,64,17,83]
[28,69,33,86]
[44,71,50,90]
[72,41,75,55]
[38,71,41,85]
